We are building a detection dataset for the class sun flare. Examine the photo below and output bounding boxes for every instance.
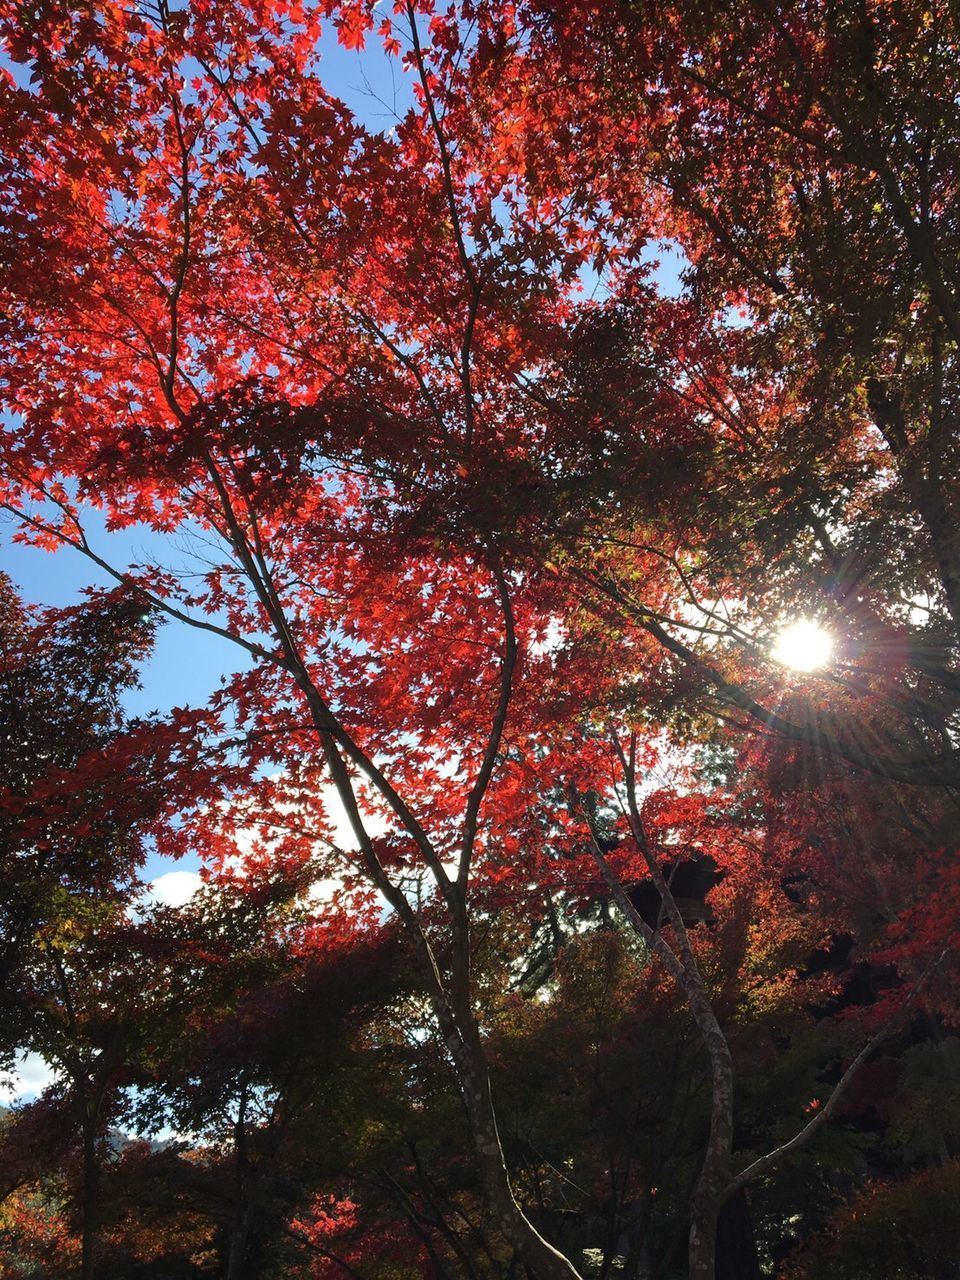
[772,620,833,672]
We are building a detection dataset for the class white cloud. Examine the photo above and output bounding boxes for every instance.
[147,870,203,908]
[0,1051,61,1104]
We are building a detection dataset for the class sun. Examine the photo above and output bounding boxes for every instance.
[772,620,833,672]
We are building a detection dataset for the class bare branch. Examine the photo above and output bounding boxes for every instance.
[458,558,518,890]
[724,949,950,1198]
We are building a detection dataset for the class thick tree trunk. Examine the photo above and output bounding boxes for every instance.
[688,1204,719,1280]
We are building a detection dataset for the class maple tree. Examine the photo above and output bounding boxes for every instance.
[1,2,960,1278]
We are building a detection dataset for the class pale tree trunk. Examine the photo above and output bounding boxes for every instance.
[688,1211,718,1280]
[586,740,736,1280]
[440,919,585,1280]
[590,737,939,1279]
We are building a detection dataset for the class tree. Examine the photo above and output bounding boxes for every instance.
[0,578,224,1278]
[1,3,959,1277]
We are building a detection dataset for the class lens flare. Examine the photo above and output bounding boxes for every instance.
[772,620,833,672]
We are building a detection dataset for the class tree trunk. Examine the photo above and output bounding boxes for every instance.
[298,655,582,1280]
[449,1024,584,1280]
[587,773,736,1280]
[80,1119,100,1280]
[688,1203,719,1280]
[227,1080,251,1280]
[716,1189,762,1280]
[226,1208,251,1280]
